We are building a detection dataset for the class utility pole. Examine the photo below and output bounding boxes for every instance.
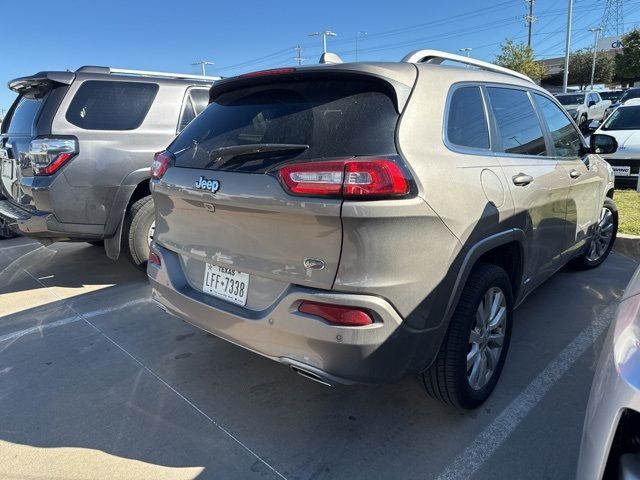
[562,0,574,93]
[588,27,603,90]
[191,60,214,77]
[294,45,306,65]
[525,0,537,48]
[459,47,473,57]
[355,31,367,61]
[308,31,337,54]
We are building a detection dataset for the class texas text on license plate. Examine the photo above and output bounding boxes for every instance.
[203,264,249,306]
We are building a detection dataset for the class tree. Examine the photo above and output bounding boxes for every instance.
[616,28,640,81]
[495,40,548,83]
[567,49,615,89]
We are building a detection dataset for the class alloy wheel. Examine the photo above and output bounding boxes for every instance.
[467,286,507,390]
[586,206,614,262]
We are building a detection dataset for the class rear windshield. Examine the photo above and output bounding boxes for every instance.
[169,78,399,172]
[66,80,158,130]
[555,94,584,106]
[4,96,45,134]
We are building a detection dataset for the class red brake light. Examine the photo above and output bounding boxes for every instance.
[298,301,373,326]
[278,158,410,199]
[151,151,173,180]
[239,68,296,79]
[38,153,74,175]
[149,247,161,266]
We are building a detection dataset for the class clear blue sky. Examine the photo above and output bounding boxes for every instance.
[3,0,640,112]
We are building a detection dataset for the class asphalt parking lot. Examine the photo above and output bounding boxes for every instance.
[0,236,638,480]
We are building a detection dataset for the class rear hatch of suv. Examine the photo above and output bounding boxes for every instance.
[0,72,73,211]
[152,66,416,311]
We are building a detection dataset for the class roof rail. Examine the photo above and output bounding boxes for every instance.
[401,49,534,84]
[75,66,221,82]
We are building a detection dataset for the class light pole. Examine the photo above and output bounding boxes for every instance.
[308,31,337,54]
[588,27,603,90]
[562,0,574,93]
[192,60,214,77]
[459,47,473,58]
[356,31,367,61]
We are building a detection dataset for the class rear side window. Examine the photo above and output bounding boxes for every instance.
[534,94,582,158]
[487,87,547,156]
[5,96,45,134]
[447,86,489,149]
[178,88,210,132]
[66,80,158,130]
[170,78,399,172]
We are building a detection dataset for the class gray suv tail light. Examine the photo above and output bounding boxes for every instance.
[28,138,78,175]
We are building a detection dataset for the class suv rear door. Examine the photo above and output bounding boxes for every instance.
[485,86,571,290]
[153,71,409,309]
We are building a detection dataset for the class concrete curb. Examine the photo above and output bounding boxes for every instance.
[614,233,640,258]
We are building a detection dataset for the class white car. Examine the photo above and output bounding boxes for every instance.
[593,103,640,188]
[555,91,610,132]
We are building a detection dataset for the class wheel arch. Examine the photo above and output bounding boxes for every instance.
[444,229,526,324]
[103,168,152,260]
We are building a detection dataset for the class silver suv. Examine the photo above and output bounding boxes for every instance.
[0,66,218,267]
[147,50,619,409]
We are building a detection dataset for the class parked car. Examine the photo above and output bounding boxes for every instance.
[576,265,640,479]
[604,87,640,120]
[599,90,624,104]
[148,50,618,409]
[0,66,218,265]
[555,91,610,132]
[591,103,640,188]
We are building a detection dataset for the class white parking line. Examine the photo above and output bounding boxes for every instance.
[12,258,288,479]
[435,305,615,480]
[0,241,40,251]
[0,299,149,343]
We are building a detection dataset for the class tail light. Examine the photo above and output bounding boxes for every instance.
[28,138,78,175]
[148,246,162,266]
[239,68,296,79]
[278,157,411,199]
[299,301,374,326]
[151,151,174,180]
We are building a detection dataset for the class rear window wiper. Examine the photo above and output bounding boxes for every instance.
[207,143,309,162]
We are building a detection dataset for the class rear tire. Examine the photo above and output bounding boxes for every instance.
[571,197,618,269]
[579,114,588,132]
[123,196,155,270]
[422,263,513,409]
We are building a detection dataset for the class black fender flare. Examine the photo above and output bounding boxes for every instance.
[104,168,150,260]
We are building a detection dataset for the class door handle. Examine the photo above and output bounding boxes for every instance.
[570,169,582,179]
[512,173,534,186]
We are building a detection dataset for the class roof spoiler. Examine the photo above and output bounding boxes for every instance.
[8,71,75,94]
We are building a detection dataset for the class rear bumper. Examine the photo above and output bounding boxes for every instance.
[148,243,429,385]
[0,199,104,240]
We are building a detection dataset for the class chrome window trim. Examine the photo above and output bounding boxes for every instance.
[442,82,493,156]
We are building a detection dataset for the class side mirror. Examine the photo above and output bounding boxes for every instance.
[590,134,618,155]
[588,100,597,107]
[589,120,601,130]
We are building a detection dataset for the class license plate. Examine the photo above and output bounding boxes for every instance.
[612,166,631,176]
[203,264,249,306]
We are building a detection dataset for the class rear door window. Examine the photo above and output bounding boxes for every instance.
[170,78,399,172]
[66,80,158,130]
[486,87,547,156]
[447,86,490,149]
[5,96,45,134]
[178,88,210,132]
